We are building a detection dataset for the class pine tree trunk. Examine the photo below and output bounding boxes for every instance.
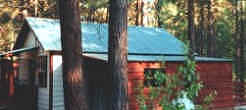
[235,0,240,103]
[140,0,144,26]
[188,0,196,51]
[59,0,88,110]
[235,0,245,104]
[135,0,139,26]
[198,1,205,56]
[207,0,216,57]
[235,0,240,77]
[106,8,109,23]
[108,0,128,109]
[155,0,161,27]
[87,8,94,21]
[239,0,245,83]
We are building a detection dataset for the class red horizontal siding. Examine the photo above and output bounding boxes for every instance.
[127,61,234,110]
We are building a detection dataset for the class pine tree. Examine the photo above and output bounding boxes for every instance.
[59,0,88,110]
[108,0,128,109]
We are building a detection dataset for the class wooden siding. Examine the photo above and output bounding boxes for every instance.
[128,62,162,110]
[38,88,49,110]
[50,54,111,110]
[52,55,65,110]
[20,30,48,110]
[37,55,50,110]
[47,54,233,110]
[128,61,233,110]
[197,62,234,109]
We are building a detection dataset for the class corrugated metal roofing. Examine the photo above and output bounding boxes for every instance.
[26,17,186,55]
[83,54,232,62]
[24,17,231,62]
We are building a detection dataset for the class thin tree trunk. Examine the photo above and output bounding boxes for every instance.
[207,0,216,57]
[235,0,240,77]
[234,0,243,104]
[239,0,245,83]
[155,0,162,27]
[197,1,205,56]
[106,7,109,23]
[34,0,38,16]
[87,9,93,21]
[135,0,139,25]
[59,0,88,110]
[195,26,201,55]
[108,0,128,109]
[56,0,59,17]
[140,0,144,26]
[235,0,245,104]
[188,0,196,51]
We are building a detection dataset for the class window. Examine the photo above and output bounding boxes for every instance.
[38,56,47,88]
[144,68,165,87]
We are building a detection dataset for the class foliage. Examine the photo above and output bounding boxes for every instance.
[136,71,184,110]
[0,0,57,53]
[135,46,219,110]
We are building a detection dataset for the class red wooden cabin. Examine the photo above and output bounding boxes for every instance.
[81,55,233,110]
[127,60,233,110]
[6,17,234,110]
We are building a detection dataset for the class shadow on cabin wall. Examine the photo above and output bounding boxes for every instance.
[8,52,38,110]
[83,57,111,110]
[0,59,12,105]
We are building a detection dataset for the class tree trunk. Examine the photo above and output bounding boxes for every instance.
[87,8,94,21]
[188,0,196,51]
[239,0,245,83]
[235,0,241,103]
[108,0,128,109]
[235,0,245,104]
[58,0,88,110]
[235,0,240,78]
[140,0,144,26]
[155,0,162,27]
[207,0,216,57]
[198,1,205,56]
[135,0,139,26]
[106,7,109,23]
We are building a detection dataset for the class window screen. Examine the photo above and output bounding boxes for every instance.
[144,68,165,87]
[39,56,47,88]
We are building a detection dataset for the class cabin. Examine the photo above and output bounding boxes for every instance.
[0,17,234,110]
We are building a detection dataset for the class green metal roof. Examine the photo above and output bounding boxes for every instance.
[25,17,186,55]
[83,54,232,62]
[15,17,231,62]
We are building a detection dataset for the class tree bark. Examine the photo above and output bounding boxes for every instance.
[135,0,144,26]
[188,0,196,51]
[140,0,144,26]
[207,0,216,57]
[108,0,128,109]
[197,1,205,56]
[59,0,88,110]
[155,0,162,27]
[235,0,245,104]
[239,0,245,83]
[135,0,139,26]
[235,0,240,77]
[106,7,109,23]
